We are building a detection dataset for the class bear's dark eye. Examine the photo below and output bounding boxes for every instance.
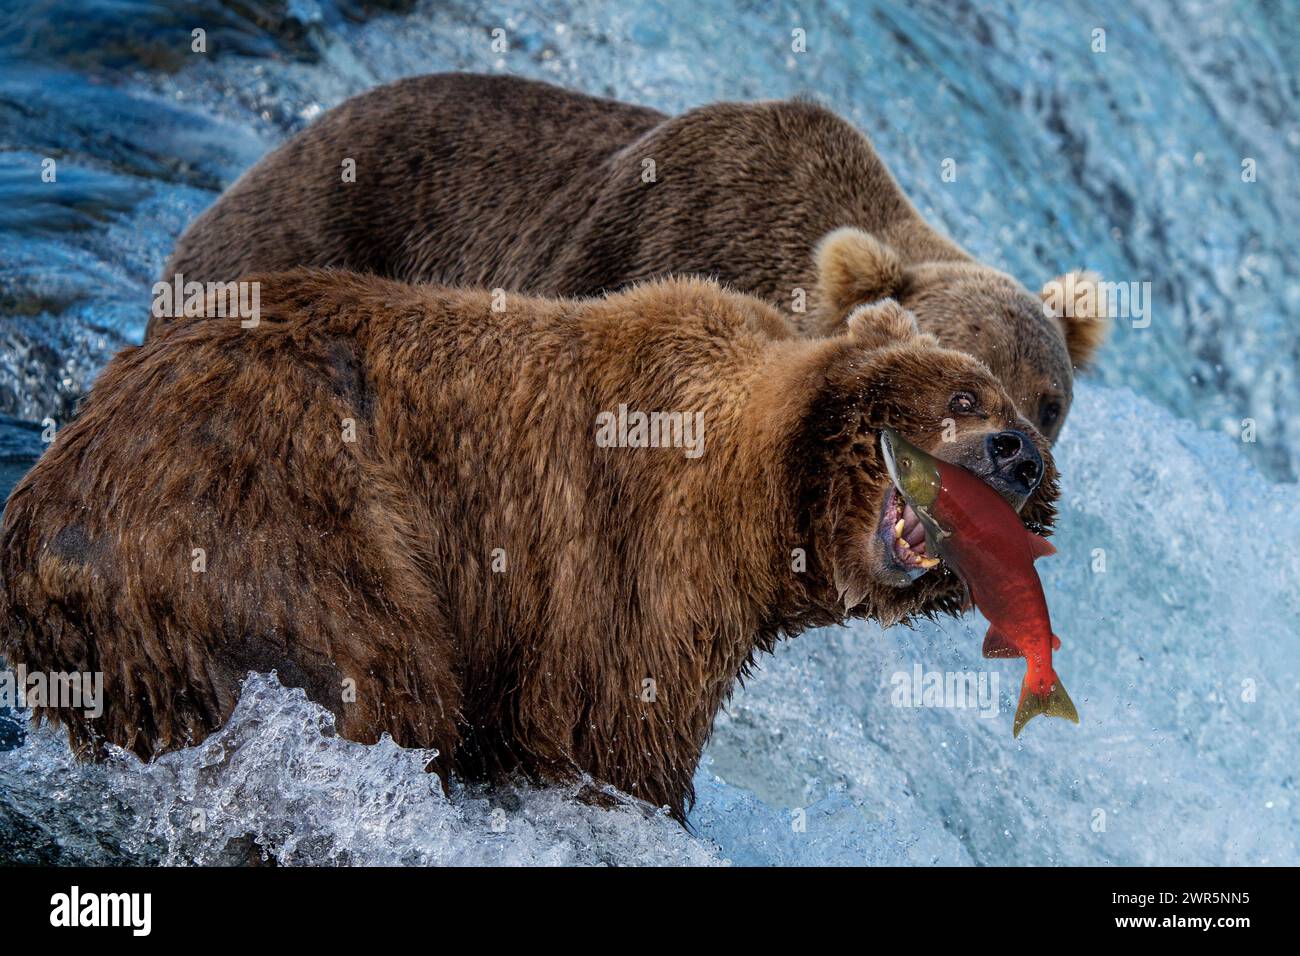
[1040,401,1062,429]
[948,391,980,415]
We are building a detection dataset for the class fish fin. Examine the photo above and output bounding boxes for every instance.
[1013,678,1080,737]
[982,626,1021,659]
[1052,633,1061,650]
[1027,533,1056,560]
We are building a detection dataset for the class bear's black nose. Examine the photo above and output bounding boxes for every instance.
[985,429,1043,495]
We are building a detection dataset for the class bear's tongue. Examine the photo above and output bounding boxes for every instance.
[893,501,937,568]
[902,505,924,546]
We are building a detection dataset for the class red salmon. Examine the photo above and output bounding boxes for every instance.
[881,428,1079,736]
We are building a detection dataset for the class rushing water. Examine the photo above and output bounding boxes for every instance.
[0,0,1296,865]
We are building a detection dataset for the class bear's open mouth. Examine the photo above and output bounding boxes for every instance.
[880,486,940,573]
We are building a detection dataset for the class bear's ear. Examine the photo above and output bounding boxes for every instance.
[845,298,929,350]
[1040,270,1110,369]
[813,227,905,320]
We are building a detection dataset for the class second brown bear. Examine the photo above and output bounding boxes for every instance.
[155,72,1108,440]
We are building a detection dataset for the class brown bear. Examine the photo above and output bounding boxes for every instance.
[2,270,1055,820]
[153,72,1108,441]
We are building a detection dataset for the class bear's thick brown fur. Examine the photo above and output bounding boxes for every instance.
[154,72,1108,440]
[2,271,1056,819]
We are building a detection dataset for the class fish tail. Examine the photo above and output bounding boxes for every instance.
[1012,673,1080,737]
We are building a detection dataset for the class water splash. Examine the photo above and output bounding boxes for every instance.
[1,673,725,866]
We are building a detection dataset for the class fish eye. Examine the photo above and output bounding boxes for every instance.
[1040,401,1062,429]
[948,391,979,415]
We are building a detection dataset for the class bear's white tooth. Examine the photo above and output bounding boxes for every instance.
[918,557,940,568]
[895,519,905,537]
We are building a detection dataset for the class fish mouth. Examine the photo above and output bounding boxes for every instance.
[877,428,939,578]
[878,485,940,577]
[880,428,903,489]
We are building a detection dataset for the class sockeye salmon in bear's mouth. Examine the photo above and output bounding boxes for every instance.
[881,486,940,571]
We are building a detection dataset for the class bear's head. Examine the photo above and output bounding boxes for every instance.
[792,299,1059,626]
[811,227,1109,443]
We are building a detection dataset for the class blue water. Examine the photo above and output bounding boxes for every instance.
[0,0,1296,865]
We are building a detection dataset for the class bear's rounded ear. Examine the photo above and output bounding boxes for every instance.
[845,298,928,350]
[813,227,905,321]
[1040,270,1110,369]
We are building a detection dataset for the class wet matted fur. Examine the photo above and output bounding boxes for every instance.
[4,270,1056,819]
